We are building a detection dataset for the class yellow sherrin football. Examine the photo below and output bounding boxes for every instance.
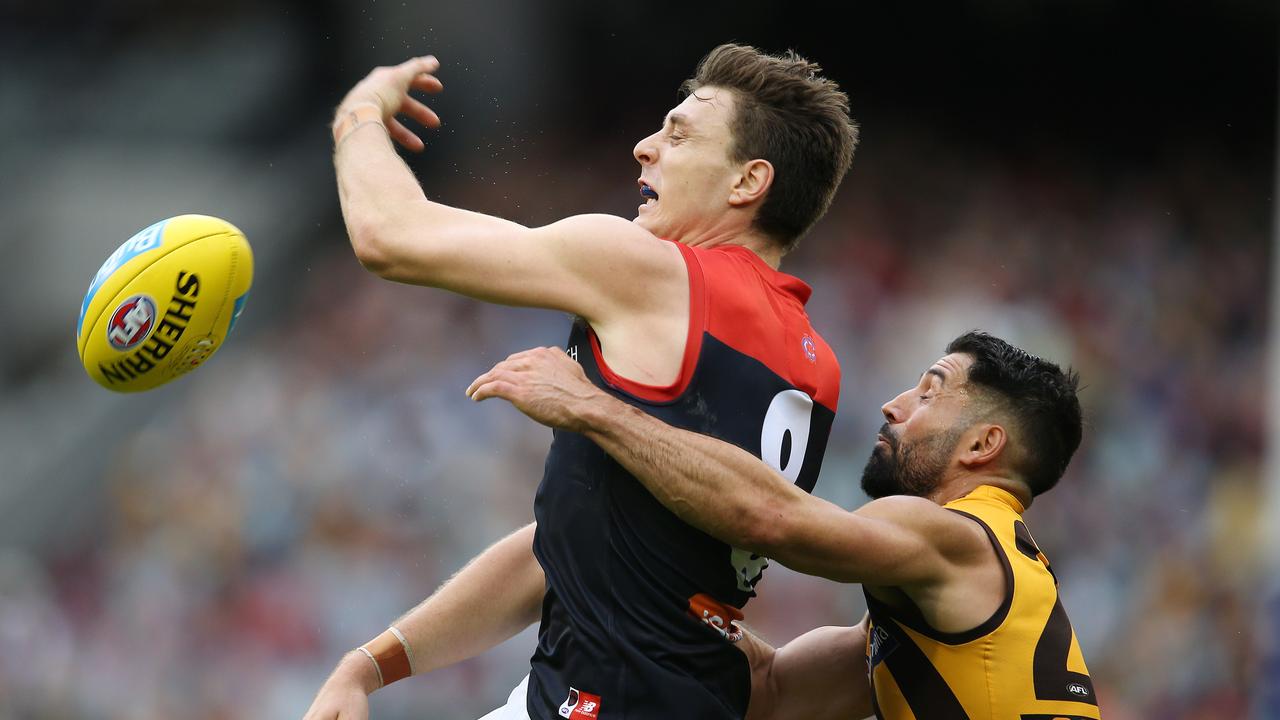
[77,214,253,392]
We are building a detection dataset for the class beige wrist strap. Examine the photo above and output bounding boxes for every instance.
[333,103,386,146]
[358,625,416,688]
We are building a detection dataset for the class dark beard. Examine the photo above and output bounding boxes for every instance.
[860,423,961,499]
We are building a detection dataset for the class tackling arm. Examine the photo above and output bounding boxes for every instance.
[467,347,987,588]
[576,398,953,585]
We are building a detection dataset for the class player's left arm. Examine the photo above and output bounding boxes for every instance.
[467,347,990,588]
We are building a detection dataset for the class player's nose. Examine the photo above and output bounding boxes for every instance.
[633,131,660,165]
[881,394,905,424]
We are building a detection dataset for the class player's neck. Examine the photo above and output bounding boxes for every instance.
[683,228,782,269]
[930,474,1032,510]
[746,237,783,269]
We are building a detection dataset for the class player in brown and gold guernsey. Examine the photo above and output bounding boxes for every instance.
[469,331,1100,720]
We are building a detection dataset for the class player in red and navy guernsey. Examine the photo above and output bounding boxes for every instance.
[306,43,857,720]
[529,241,840,718]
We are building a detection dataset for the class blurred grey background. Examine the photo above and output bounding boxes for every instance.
[0,1,1276,718]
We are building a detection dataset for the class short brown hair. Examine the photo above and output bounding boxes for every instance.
[683,44,858,252]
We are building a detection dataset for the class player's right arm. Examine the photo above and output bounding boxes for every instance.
[332,57,686,325]
[302,522,544,720]
[467,348,992,589]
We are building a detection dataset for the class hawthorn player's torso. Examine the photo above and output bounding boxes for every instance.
[865,485,1100,720]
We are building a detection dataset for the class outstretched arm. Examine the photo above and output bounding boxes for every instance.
[467,348,989,587]
[331,57,685,323]
[303,522,544,720]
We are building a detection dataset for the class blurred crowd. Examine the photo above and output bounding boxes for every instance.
[0,129,1270,719]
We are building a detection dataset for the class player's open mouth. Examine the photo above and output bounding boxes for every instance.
[639,181,659,206]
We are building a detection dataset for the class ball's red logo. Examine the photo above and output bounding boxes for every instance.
[801,335,817,363]
[107,295,157,351]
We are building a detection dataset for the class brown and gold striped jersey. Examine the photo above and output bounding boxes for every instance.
[865,485,1100,719]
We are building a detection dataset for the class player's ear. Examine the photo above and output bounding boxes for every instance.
[960,423,1007,469]
[728,159,773,207]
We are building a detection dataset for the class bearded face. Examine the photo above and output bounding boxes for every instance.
[860,422,963,499]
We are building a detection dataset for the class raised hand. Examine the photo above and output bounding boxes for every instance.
[334,55,444,152]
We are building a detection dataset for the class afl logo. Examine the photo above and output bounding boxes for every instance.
[801,335,817,363]
[1067,681,1091,699]
[106,294,157,351]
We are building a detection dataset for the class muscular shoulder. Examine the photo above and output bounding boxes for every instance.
[855,496,991,565]
[855,495,944,522]
[532,214,687,323]
[538,214,668,253]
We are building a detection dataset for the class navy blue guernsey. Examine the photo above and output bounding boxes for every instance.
[527,242,840,720]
